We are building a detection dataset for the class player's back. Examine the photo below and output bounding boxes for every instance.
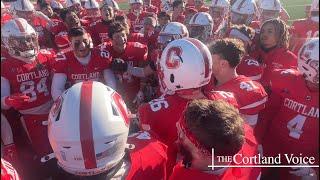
[126,131,168,180]
[263,69,319,157]
[138,94,189,146]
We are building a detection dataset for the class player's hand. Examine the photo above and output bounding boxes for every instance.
[111,58,128,72]
[289,164,317,177]
[3,144,19,164]
[5,93,30,109]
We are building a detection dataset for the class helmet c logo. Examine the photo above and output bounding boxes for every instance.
[165,46,182,69]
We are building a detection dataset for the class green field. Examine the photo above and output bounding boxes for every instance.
[119,0,312,21]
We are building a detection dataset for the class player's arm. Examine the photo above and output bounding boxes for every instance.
[51,73,67,101]
[103,69,117,90]
[1,76,10,110]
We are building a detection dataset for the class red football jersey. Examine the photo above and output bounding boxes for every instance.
[151,0,161,10]
[138,94,189,146]
[1,13,13,26]
[102,42,148,103]
[290,18,319,56]
[53,47,112,85]
[1,50,55,111]
[126,131,168,180]
[82,16,101,25]
[262,69,319,162]
[172,13,185,24]
[1,159,20,180]
[48,19,67,36]
[87,19,112,46]
[236,55,264,81]
[205,75,268,116]
[169,125,260,180]
[29,16,51,48]
[126,12,149,33]
[144,5,159,14]
[252,47,297,87]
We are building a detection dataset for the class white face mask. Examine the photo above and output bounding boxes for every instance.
[21,49,36,57]
[311,16,319,22]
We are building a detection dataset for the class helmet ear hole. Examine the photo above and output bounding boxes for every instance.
[170,74,175,83]
[111,104,120,116]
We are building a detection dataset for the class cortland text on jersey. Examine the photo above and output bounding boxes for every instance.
[70,71,101,82]
[16,69,50,83]
[283,98,319,118]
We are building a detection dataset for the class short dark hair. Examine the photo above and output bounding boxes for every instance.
[39,2,50,9]
[158,11,171,21]
[208,38,245,68]
[59,8,71,21]
[68,27,87,38]
[184,99,245,156]
[108,22,127,39]
[172,0,184,9]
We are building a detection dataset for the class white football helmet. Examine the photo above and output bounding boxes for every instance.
[66,0,81,8]
[48,81,130,176]
[1,1,4,9]
[210,0,230,24]
[310,0,319,12]
[158,38,212,93]
[298,38,319,84]
[259,0,281,22]
[231,0,256,25]
[10,0,34,12]
[129,0,143,4]
[103,0,120,10]
[1,18,39,62]
[50,0,64,10]
[84,0,99,9]
[158,22,189,50]
[310,0,319,22]
[188,12,213,42]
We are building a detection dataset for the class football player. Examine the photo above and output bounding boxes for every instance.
[102,22,148,111]
[230,0,257,26]
[10,0,55,48]
[206,38,268,128]
[256,18,297,88]
[228,25,264,81]
[1,18,56,177]
[88,3,115,46]
[138,38,240,176]
[290,0,319,56]
[51,27,116,101]
[82,0,101,24]
[259,38,319,180]
[127,0,149,33]
[188,12,213,44]
[194,0,209,12]
[170,99,260,179]
[144,0,159,14]
[209,0,230,39]
[172,0,186,23]
[48,81,168,179]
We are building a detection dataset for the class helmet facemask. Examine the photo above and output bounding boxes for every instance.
[230,11,253,25]
[5,33,39,62]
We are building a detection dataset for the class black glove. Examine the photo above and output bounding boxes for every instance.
[111,58,128,72]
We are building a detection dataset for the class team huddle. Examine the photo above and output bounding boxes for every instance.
[0,0,319,179]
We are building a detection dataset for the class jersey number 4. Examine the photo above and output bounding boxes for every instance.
[287,114,306,139]
[20,77,49,102]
